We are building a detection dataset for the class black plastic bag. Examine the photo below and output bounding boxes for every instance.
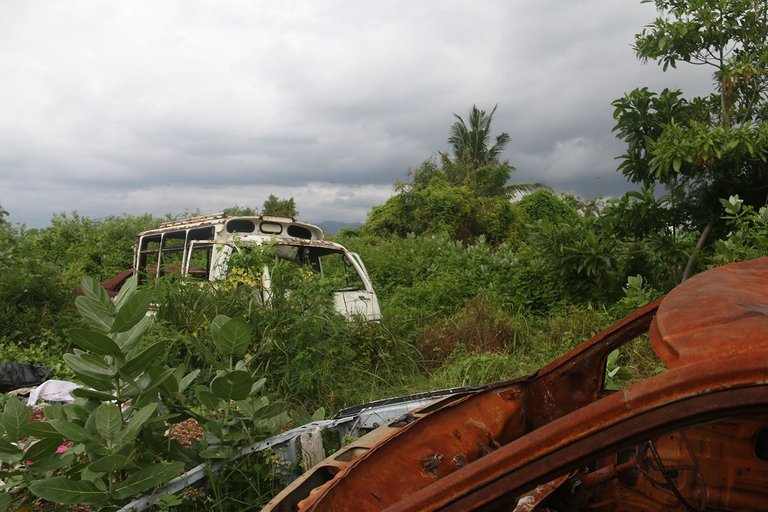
[0,362,53,392]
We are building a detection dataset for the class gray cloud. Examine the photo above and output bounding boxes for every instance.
[0,1,714,228]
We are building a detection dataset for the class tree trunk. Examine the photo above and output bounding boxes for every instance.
[682,221,713,282]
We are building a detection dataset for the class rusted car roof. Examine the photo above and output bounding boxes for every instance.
[264,257,768,511]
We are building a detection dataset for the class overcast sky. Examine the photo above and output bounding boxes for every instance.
[0,1,713,228]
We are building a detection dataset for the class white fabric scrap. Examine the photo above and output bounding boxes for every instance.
[27,380,80,405]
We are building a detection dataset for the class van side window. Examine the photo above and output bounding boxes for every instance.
[138,235,161,283]
[160,231,186,276]
[318,252,365,291]
[187,243,213,280]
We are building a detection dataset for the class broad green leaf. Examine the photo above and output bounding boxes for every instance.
[0,451,22,465]
[68,328,123,358]
[213,317,252,358]
[112,462,184,500]
[87,453,131,473]
[44,403,65,421]
[113,274,138,311]
[0,439,21,455]
[80,467,106,483]
[63,403,90,423]
[120,341,166,377]
[29,476,107,505]
[113,315,151,352]
[24,438,62,464]
[252,401,285,421]
[210,371,253,401]
[235,399,255,417]
[111,288,152,334]
[93,403,123,443]
[79,276,114,312]
[194,386,219,411]
[75,295,114,333]
[119,403,157,444]
[312,407,326,421]
[23,421,62,439]
[210,314,231,342]
[250,377,266,395]
[179,369,200,393]
[71,388,117,402]
[141,367,175,395]
[27,450,74,472]
[0,490,11,511]
[50,420,91,443]
[64,353,115,380]
[1,397,30,440]
[68,372,113,392]
[204,420,224,441]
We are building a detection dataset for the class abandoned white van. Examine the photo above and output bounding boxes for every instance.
[130,213,382,321]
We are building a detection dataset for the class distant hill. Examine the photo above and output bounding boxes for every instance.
[318,220,362,235]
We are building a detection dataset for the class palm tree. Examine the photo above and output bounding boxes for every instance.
[448,104,511,167]
[446,105,544,196]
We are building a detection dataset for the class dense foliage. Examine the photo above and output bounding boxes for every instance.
[612,0,768,278]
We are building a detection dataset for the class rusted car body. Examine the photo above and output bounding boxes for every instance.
[264,257,768,511]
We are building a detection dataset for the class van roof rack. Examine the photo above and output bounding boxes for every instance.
[157,212,226,229]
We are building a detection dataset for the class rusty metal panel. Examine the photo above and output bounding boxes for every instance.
[651,256,768,368]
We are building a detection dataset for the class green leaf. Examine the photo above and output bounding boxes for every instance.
[93,403,123,443]
[0,490,12,511]
[24,438,62,463]
[213,317,252,358]
[0,439,21,455]
[87,453,131,473]
[44,403,65,421]
[112,462,184,500]
[210,315,231,342]
[111,288,152,334]
[194,386,219,411]
[113,274,138,311]
[250,377,266,395]
[75,295,114,333]
[179,369,201,393]
[68,328,123,358]
[50,420,91,444]
[23,421,62,439]
[27,450,74,471]
[120,340,166,377]
[113,315,151,352]
[140,367,175,394]
[1,397,30,440]
[252,401,285,421]
[70,388,117,402]
[29,476,107,505]
[80,276,114,311]
[64,353,115,380]
[119,403,157,444]
[210,371,253,401]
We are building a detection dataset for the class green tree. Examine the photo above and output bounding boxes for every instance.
[223,205,259,216]
[262,195,298,218]
[612,0,768,279]
[363,105,538,244]
[448,105,510,168]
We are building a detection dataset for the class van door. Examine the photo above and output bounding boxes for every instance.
[318,251,381,321]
